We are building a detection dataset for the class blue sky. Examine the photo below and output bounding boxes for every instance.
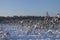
[0,0,60,16]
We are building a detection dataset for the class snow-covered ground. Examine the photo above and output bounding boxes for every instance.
[0,23,60,40]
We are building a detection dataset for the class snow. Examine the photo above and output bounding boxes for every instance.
[0,23,60,40]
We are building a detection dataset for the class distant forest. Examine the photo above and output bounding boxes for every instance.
[0,16,60,23]
[0,16,52,20]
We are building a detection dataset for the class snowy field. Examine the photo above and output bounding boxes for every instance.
[0,23,60,40]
